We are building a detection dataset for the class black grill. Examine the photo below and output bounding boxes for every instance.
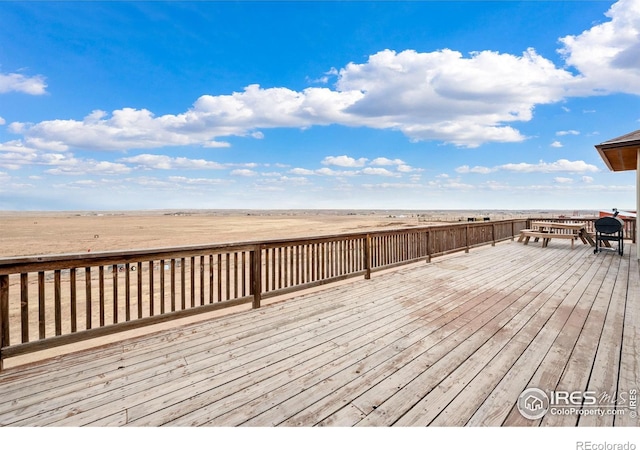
[594,214,624,255]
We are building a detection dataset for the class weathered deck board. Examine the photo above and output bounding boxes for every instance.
[390,248,597,426]
[0,240,638,427]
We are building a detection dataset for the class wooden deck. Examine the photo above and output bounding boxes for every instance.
[1,240,638,427]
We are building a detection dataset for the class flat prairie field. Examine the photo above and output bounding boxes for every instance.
[0,210,431,258]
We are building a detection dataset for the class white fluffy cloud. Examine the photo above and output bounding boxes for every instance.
[45,159,131,176]
[336,47,576,147]
[556,130,580,136]
[291,154,421,178]
[9,86,364,152]
[361,167,400,177]
[559,0,640,95]
[118,154,226,170]
[456,159,599,174]
[0,138,131,174]
[370,157,405,166]
[0,71,47,95]
[230,169,258,177]
[5,0,640,153]
[0,49,582,151]
[455,165,495,175]
[322,155,368,167]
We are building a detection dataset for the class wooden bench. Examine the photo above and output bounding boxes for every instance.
[518,230,577,248]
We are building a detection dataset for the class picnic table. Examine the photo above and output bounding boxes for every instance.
[518,222,595,248]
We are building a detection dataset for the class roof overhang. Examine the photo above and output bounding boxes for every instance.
[595,129,640,172]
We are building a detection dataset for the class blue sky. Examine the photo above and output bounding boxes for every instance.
[0,0,639,211]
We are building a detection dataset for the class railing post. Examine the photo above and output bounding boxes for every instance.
[252,245,262,309]
[0,274,8,372]
[426,230,431,263]
[492,223,496,246]
[465,225,470,253]
[364,234,371,280]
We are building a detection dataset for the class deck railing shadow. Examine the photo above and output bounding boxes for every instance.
[0,217,633,371]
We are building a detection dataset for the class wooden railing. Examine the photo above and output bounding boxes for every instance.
[0,219,529,370]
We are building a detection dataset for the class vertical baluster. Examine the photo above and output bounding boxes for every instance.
[217,254,222,301]
[137,262,143,318]
[393,235,397,263]
[264,248,269,292]
[180,258,186,310]
[282,247,288,288]
[100,266,106,326]
[320,242,330,279]
[149,261,154,317]
[373,236,378,268]
[226,253,231,300]
[20,273,28,343]
[200,255,205,306]
[170,259,176,312]
[70,268,77,331]
[242,251,247,297]
[85,267,92,329]
[190,256,195,308]
[234,252,239,299]
[349,239,354,273]
[302,245,307,283]
[125,263,131,321]
[54,270,62,335]
[209,255,214,303]
[0,275,9,353]
[271,248,278,291]
[344,240,349,274]
[294,246,299,284]
[311,244,316,282]
[384,236,389,265]
[352,239,357,272]
[160,259,165,314]
[276,248,281,289]
[289,247,295,287]
[111,265,118,325]
[38,272,45,339]
[370,236,376,269]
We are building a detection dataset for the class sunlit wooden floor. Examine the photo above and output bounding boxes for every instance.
[1,239,638,426]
